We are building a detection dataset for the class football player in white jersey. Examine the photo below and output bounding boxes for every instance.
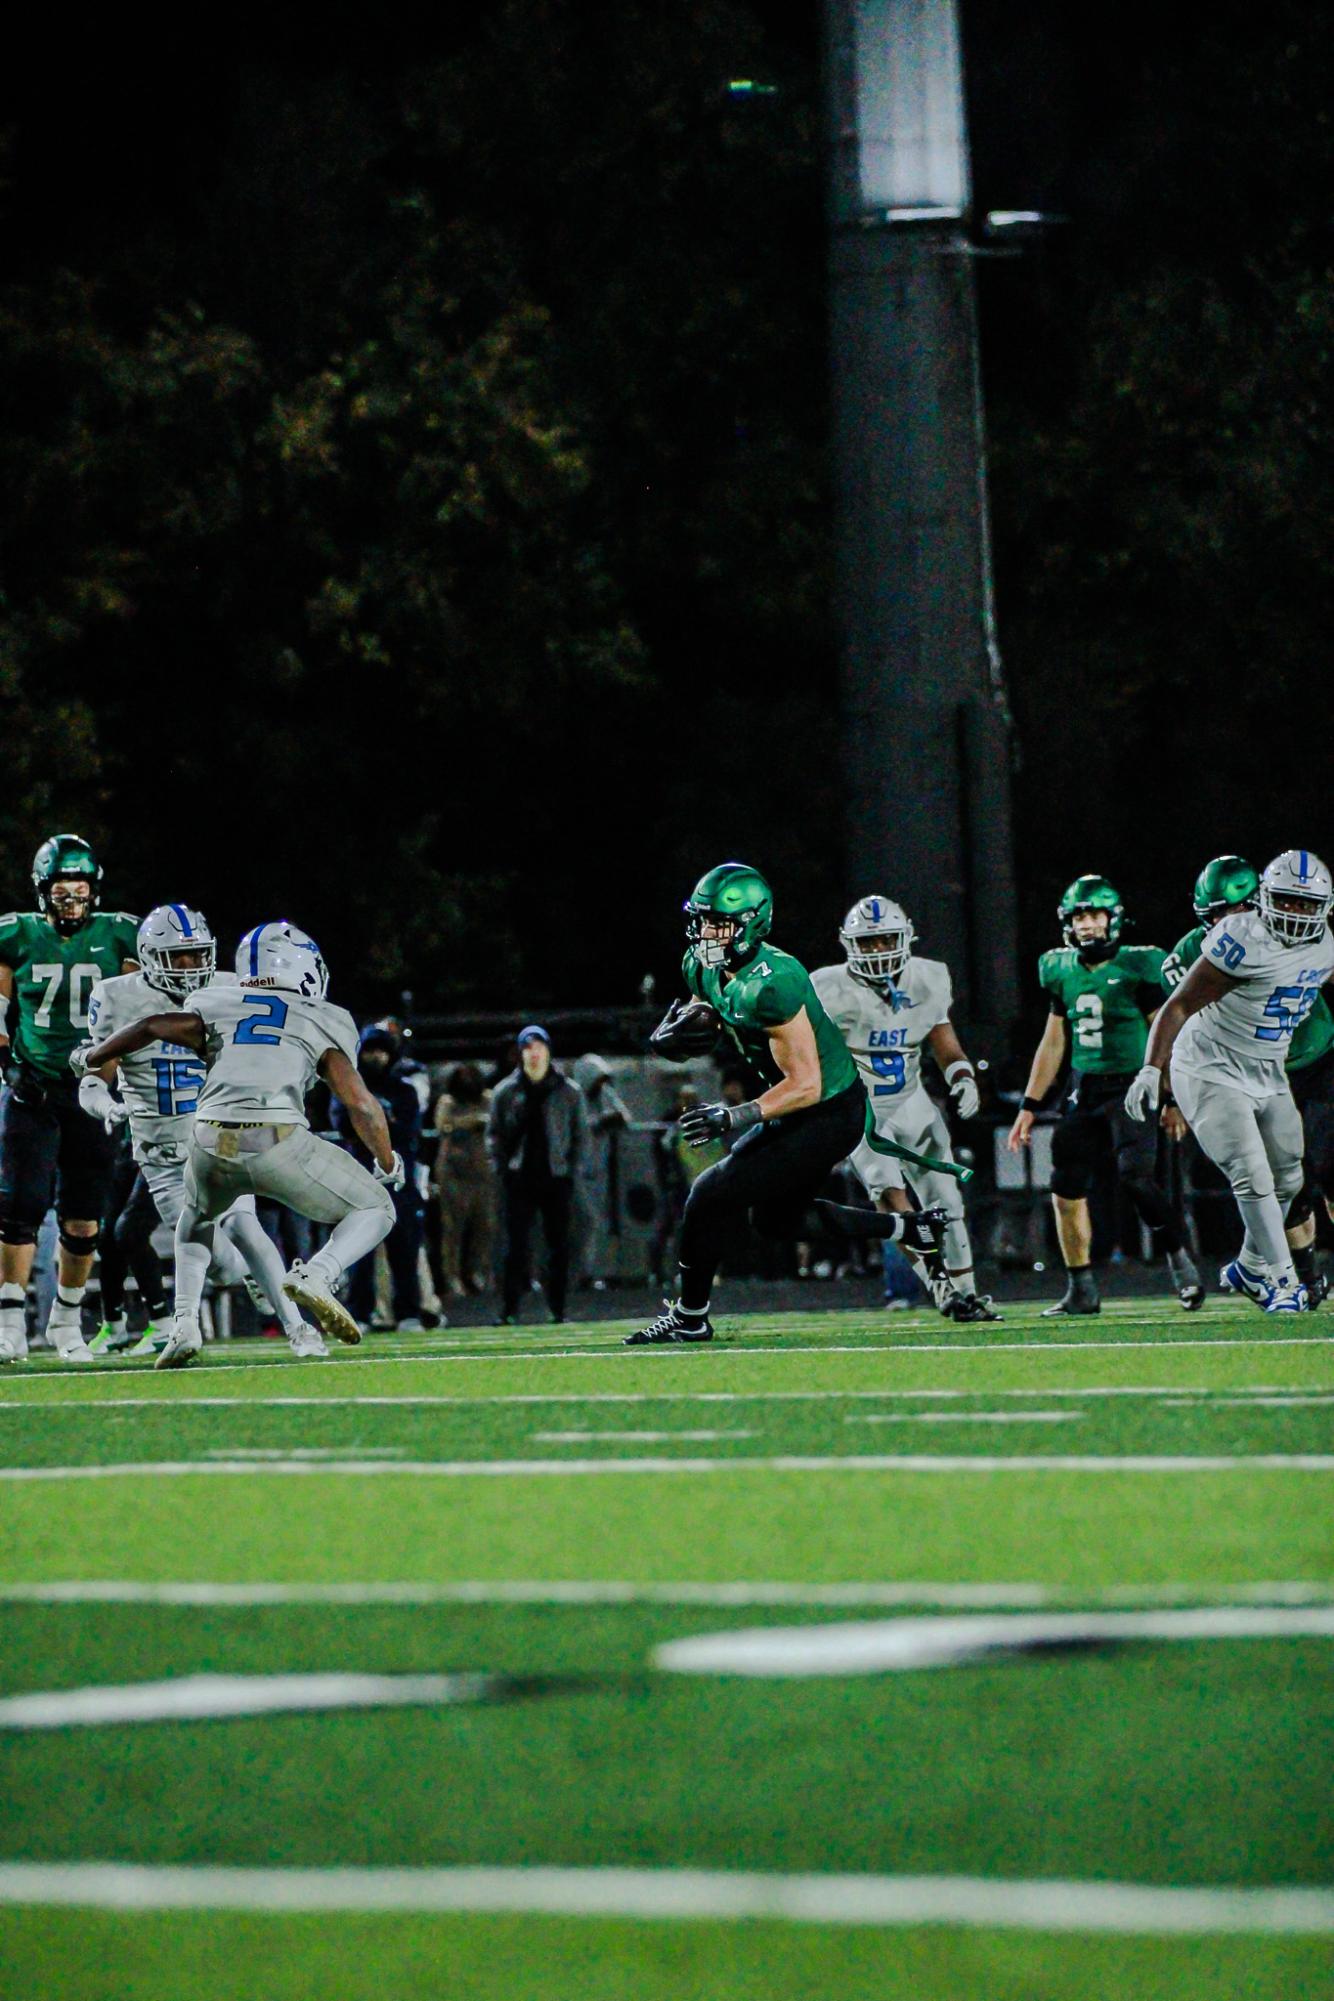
[76,920,402,1367]
[1126,851,1334,1312]
[811,895,997,1321]
[77,905,317,1357]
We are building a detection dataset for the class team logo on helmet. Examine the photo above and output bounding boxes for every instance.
[1058,875,1123,961]
[32,833,103,935]
[1257,850,1333,949]
[839,895,915,992]
[236,921,329,999]
[684,863,773,970]
[137,904,216,1002]
[1192,856,1259,926]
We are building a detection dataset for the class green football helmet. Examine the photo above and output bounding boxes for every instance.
[1058,874,1123,960]
[33,833,102,935]
[1192,854,1259,925]
[684,862,773,970]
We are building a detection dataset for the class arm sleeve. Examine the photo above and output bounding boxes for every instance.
[0,919,21,971]
[681,953,703,1000]
[1037,953,1066,1016]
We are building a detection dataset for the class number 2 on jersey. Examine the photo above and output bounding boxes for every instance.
[232,995,290,1045]
[1072,992,1104,1050]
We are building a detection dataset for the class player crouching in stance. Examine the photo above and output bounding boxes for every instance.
[1010,875,1202,1315]
[811,897,998,1321]
[1126,851,1334,1314]
[77,905,317,1358]
[75,921,403,1367]
[629,863,948,1345]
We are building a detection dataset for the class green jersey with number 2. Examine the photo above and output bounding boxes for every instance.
[1163,923,1334,1072]
[1038,944,1167,1076]
[0,911,140,1083]
[684,943,860,1100]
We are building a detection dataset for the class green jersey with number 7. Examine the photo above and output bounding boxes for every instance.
[1038,944,1168,1076]
[0,910,140,1085]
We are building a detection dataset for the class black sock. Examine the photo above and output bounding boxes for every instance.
[1292,1242,1317,1289]
[676,1266,711,1316]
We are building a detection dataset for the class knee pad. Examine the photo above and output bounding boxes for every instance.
[0,1216,38,1247]
[58,1224,99,1257]
[1049,1124,1091,1202]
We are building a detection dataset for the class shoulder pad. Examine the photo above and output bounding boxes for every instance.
[0,914,19,929]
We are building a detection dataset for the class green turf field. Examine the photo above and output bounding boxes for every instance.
[1,1297,1331,1998]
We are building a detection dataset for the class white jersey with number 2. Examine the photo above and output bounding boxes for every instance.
[1173,910,1334,1100]
[187,983,359,1126]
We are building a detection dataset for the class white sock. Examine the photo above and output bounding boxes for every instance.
[0,1282,25,1335]
[1236,1195,1295,1284]
[948,1267,976,1296]
[224,1212,303,1333]
[310,1207,393,1288]
[173,1240,211,1321]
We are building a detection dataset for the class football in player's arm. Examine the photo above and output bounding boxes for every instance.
[1007,873,1202,1316]
[0,836,138,1365]
[1127,850,1334,1313]
[628,862,910,1344]
[809,895,998,1323]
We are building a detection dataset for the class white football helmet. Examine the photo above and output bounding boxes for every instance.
[839,894,916,991]
[1257,851,1333,948]
[236,921,329,998]
[137,904,216,1001]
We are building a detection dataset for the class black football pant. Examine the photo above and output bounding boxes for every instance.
[0,1070,116,1234]
[677,1082,868,1312]
[1050,1072,1183,1254]
[346,1183,423,1326]
[98,1145,167,1322]
[501,1174,573,1320]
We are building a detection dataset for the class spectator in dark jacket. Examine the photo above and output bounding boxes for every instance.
[487,1025,586,1324]
[332,1024,424,1331]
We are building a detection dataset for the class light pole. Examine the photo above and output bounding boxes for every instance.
[826,0,1019,1049]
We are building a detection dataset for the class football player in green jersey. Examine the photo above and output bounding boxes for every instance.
[0,836,139,1362]
[1008,874,1202,1315]
[1164,855,1334,1303]
[626,862,941,1344]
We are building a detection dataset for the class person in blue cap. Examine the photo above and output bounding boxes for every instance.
[486,1025,587,1324]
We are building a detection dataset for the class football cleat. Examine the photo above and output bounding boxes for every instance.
[1306,1272,1330,1311]
[625,1300,714,1345]
[944,1291,1003,1323]
[286,1323,329,1360]
[127,1325,170,1358]
[1220,1259,1270,1308]
[281,1262,362,1345]
[1264,1281,1309,1315]
[47,1302,95,1364]
[1041,1270,1101,1317]
[1168,1248,1206,1312]
[88,1319,139,1355]
[154,1317,203,1369]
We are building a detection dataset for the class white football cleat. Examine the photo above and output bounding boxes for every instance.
[0,1328,29,1363]
[154,1317,204,1370]
[286,1323,329,1360]
[281,1262,362,1346]
[127,1325,170,1359]
[46,1304,96,1365]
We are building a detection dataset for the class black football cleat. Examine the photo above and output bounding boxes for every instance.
[1168,1249,1206,1311]
[625,1300,714,1346]
[1041,1271,1101,1317]
[945,1292,1004,1323]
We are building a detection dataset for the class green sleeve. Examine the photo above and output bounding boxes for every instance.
[1128,946,1167,983]
[681,953,703,1000]
[750,961,807,1030]
[1037,952,1067,1015]
[1162,929,1203,993]
[116,915,141,962]
[0,916,22,970]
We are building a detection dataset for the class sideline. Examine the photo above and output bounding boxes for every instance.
[2,1453,1333,1480]
[0,1861,1329,1934]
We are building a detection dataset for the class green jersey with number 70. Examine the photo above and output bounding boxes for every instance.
[1038,944,1168,1076]
[0,911,140,1084]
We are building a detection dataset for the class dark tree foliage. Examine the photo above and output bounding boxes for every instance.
[0,1,1326,1015]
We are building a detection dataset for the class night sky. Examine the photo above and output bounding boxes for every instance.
[2,2,1325,1035]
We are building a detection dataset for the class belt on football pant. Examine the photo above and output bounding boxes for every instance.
[196,1120,297,1159]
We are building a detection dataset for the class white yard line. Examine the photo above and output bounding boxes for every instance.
[1,1578,1330,1610]
[0,1861,1329,1934]
[0,1334,1328,1386]
[2,1453,1334,1481]
[0,1383,1323,1409]
[0,1672,494,1731]
[846,1413,1084,1426]
[655,1606,1334,1677]
[530,1430,756,1443]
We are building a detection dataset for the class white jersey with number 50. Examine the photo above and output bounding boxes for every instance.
[86,971,237,1162]
[187,983,359,1126]
[1173,910,1334,1098]
[810,957,953,1108]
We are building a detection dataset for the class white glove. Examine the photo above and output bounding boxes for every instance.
[945,1061,980,1120]
[78,1072,128,1133]
[1124,1065,1162,1123]
[69,1042,96,1079]
[374,1150,407,1192]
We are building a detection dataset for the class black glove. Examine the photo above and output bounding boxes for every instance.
[679,1100,762,1149]
[900,1206,947,1262]
[650,997,722,1062]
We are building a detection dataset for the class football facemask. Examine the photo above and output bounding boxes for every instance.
[839,895,915,991]
[138,905,216,1001]
[1257,850,1333,948]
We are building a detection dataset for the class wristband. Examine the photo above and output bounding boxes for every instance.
[1021,1095,1044,1115]
[944,1060,975,1084]
[729,1101,763,1136]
